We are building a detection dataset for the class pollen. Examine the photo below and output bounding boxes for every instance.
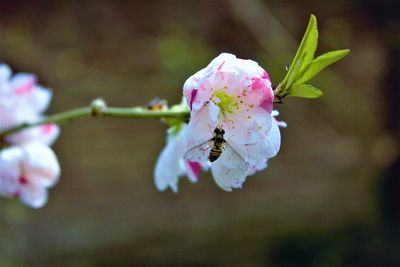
[212,90,238,117]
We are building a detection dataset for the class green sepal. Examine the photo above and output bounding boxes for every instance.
[164,98,190,136]
[167,120,184,137]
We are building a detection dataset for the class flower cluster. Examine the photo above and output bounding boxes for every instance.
[155,53,285,192]
[0,64,60,208]
[0,54,284,204]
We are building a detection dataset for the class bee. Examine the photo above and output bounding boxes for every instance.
[184,127,248,170]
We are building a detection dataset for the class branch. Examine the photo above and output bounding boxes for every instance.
[0,99,190,139]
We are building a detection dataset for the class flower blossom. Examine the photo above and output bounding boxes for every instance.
[154,123,206,192]
[0,142,60,208]
[183,53,282,191]
[0,63,60,208]
[0,64,60,145]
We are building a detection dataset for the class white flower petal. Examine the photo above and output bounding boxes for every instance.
[0,146,23,196]
[186,101,219,146]
[211,159,248,191]
[263,118,281,159]
[271,110,279,116]
[20,142,60,188]
[0,63,12,92]
[6,124,60,146]
[19,183,48,209]
[29,85,52,113]
[154,124,203,192]
[154,136,182,193]
[208,53,237,66]
[10,73,52,114]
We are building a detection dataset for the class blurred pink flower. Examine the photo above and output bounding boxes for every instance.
[183,53,281,191]
[0,63,61,208]
[0,142,60,208]
[155,123,206,192]
[0,64,59,145]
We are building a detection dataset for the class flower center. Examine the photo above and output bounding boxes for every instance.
[211,89,239,118]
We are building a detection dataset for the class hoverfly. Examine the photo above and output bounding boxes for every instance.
[184,127,248,171]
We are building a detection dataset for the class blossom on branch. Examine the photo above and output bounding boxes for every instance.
[0,63,60,208]
[0,142,60,208]
[183,53,282,191]
[0,64,60,145]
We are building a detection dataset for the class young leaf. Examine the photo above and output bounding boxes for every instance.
[282,14,318,92]
[296,49,350,84]
[285,53,305,91]
[287,83,323,98]
[298,15,318,73]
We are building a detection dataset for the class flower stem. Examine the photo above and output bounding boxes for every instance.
[273,82,286,103]
[0,100,190,138]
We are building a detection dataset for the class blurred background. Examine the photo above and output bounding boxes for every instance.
[0,0,399,266]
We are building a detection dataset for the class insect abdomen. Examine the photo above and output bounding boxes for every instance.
[209,142,223,162]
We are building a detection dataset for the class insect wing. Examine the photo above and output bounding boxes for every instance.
[184,140,213,162]
[222,142,249,171]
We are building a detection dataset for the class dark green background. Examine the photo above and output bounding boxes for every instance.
[1,0,399,266]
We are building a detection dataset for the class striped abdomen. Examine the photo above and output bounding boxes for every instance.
[209,139,223,162]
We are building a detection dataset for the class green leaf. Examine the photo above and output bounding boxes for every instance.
[282,14,318,92]
[285,53,305,91]
[287,83,323,98]
[298,15,318,73]
[296,49,350,84]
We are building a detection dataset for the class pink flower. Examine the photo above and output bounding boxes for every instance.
[0,63,61,208]
[183,53,281,191]
[154,123,206,192]
[0,64,59,145]
[0,142,60,208]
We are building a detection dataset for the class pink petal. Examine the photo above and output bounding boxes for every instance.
[186,160,202,182]
[189,89,198,110]
[14,76,35,95]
